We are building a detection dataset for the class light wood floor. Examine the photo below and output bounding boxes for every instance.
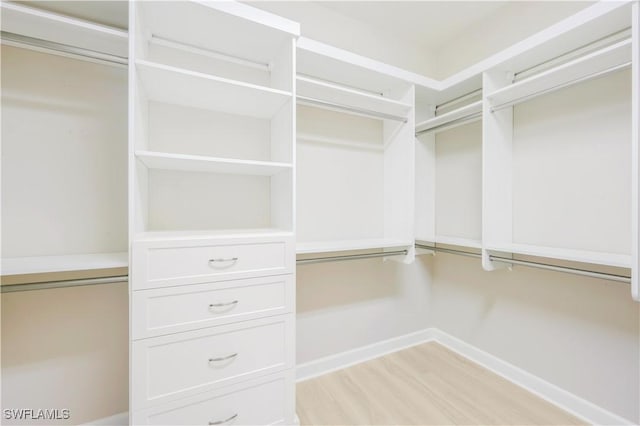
[296,342,584,425]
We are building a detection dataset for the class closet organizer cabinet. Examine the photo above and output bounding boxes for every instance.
[128,2,298,424]
[0,2,129,290]
[295,38,417,261]
[415,0,639,300]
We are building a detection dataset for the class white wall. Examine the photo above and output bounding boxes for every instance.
[296,257,433,364]
[1,283,129,425]
[428,254,639,423]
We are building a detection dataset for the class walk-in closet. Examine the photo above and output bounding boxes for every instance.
[2,1,639,425]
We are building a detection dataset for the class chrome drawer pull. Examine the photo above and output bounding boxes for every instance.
[208,257,238,269]
[208,353,238,364]
[209,413,238,425]
[209,300,239,310]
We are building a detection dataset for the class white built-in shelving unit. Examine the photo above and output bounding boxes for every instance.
[129,1,299,423]
[415,97,483,250]
[481,1,633,273]
[0,2,129,288]
[414,0,639,300]
[130,1,297,236]
[296,37,418,261]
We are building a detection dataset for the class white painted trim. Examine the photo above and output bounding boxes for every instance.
[296,329,436,381]
[296,328,636,426]
[82,412,128,426]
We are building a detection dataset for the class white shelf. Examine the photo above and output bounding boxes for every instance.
[485,243,631,268]
[135,228,293,242]
[297,75,411,120]
[138,1,298,66]
[136,60,292,119]
[0,2,128,58]
[435,236,482,249]
[2,252,128,285]
[296,238,413,255]
[415,101,483,134]
[136,151,292,176]
[487,38,632,110]
[297,37,435,99]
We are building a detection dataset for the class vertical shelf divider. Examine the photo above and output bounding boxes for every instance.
[632,1,639,301]
[414,105,436,244]
[482,70,514,271]
[384,85,416,263]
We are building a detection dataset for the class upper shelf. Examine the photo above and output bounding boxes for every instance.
[136,151,293,176]
[136,60,292,119]
[0,1,128,58]
[2,252,128,286]
[432,1,633,104]
[297,37,437,99]
[415,101,483,135]
[297,75,412,121]
[136,1,298,66]
[486,38,632,111]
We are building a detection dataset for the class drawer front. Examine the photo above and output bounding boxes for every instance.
[132,275,294,339]
[132,236,294,289]
[132,372,295,425]
[132,316,293,408]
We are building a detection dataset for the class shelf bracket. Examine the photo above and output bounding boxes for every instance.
[482,248,513,271]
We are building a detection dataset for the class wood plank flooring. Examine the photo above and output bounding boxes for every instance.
[296,342,584,425]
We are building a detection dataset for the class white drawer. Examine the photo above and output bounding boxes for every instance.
[132,235,295,290]
[132,371,295,425]
[132,315,294,408]
[132,275,294,339]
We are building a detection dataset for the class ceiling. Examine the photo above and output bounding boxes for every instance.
[318,1,510,51]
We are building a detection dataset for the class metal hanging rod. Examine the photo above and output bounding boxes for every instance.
[298,73,384,97]
[435,89,482,112]
[149,35,270,72]
[415,243,631,284]
[491,60,631,113]
[1,275,128,293]
[1,31,128,68]
[417,245,482,259]
[491,256,631,283]
[297,96,408,123]
[415,112,482,136]
[515,28,632,81]
[297,249,408,265]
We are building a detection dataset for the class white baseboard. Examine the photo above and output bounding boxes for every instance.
[82,412,128,426]
[430,329,635,426]
[296,328,436,381]
[296,327,635,426]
